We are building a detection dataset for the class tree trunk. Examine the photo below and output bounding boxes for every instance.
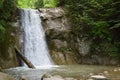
[15,46,35,69]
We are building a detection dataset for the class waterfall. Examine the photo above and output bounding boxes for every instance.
[20,9,54,66]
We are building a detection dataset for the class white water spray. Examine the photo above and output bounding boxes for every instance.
[20,9,54,66]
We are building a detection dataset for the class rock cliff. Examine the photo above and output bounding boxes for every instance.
[39,7,77,64]
[39,7,119,65]
[0,22,19,68]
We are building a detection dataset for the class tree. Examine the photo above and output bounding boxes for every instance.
[0,0,17,42]
[61,0,120,58]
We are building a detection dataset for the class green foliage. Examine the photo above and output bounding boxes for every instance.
[58,47,72,53]
[61,0,120,58]
[17,0,43,8]
[0,0,17,42]
[0,21,5,42]
[17,0,59,8]
[91,21,111,40]
[43,0,59,8]
[91,42,120,58]
[0,0,4,8]
[0,0,17,20]
[34,0,43,8]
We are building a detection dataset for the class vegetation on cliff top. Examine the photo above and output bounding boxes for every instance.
[59,0,120,58]
[17,0,59,8]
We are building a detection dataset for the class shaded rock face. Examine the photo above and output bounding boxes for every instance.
[39,7,76,64]
[39,8,71,42]
[0,22,19,69]
[0,72,15,80]
[40,7,119,65]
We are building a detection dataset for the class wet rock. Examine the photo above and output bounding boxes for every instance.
[89,73,94,76]
[19,76,28,80]
[90,75,108,80]
[53,75,63,79]
[65,77,77,80]
[42,74,53,78]
[42,74,77,80]
[118,68,120,71]
[103,71,108,74]
[0,72,15,80]
[113,68,117,72]
[42,74,64,80]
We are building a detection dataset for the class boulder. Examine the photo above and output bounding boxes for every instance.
[42,74,64,80]
[19,76,28,80]
[90,75,108,80]
[0,72,15,80]
[39,7,71,34]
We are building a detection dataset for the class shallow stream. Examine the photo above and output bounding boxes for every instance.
[4,65,120,80]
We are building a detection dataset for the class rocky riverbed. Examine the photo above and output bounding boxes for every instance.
[3,65,120,80]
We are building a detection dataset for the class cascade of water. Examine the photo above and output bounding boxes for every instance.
[20,9,54,66]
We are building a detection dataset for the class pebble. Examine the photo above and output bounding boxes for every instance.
[118,69,120,71]
[89,73,93,76]
[90,75,107,80]
[65,77,76,80]
[113,69,117,72]
[87,79,94,80]
[103,71,108,74]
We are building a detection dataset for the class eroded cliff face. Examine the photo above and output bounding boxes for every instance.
[40,7,120,65]
[0,0,19,68]
[39,7,77,64]
[0,22,19,69]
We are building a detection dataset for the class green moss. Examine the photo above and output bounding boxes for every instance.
[0,21,5,42]
[58,47,72,53]
[0,23,17,59]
